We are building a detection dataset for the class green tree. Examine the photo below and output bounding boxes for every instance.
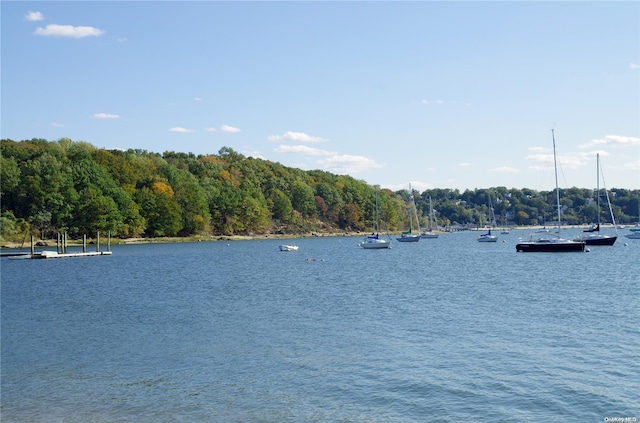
[291,181,315,217]
[135,184,182,237]
[270,189,293,222]
[75,187,122,235]
[0,156,20,198]
[240,189,271,234]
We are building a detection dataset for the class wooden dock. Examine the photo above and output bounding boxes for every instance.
[31,251,113,259]
[2,232,112,260]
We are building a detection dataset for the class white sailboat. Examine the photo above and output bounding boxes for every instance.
[360,187,392,249]
[477,193,498,242]
[501,210,511,234]
[421,196,439,239]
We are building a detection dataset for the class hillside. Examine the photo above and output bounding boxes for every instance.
[1,138,638,242]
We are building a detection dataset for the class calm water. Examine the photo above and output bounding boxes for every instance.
[2,230,639,422]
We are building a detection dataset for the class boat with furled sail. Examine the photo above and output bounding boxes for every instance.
[516,129,585,252]
[572,154,617,246]
[361,187,392,249]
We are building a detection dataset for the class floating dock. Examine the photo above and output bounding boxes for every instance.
[17,251,113,259]
[3,232,112,260]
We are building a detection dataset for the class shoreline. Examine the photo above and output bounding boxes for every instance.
[0,231,359,249]
[1,224,622,249]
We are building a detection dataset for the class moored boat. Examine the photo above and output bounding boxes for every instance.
[572,154,617,246]
[396,184,421,243]
[516,129,586,253]
[360,187,392,249]
[279,244,298,252]
[361,233,392,249]
[477,229,498,242]
[516,236,585,252]
[396,231,421,242]
[477,193,498,242]
[421,196,440,239]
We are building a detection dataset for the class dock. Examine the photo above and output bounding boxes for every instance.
[9,251,114,260]
[2,232,112,260]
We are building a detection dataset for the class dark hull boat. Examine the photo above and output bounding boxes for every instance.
[516,238,586,252]
[580,234,617,246]
[516,129,586,253]
[572,154,618,247]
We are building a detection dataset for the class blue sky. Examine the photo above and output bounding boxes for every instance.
[2,1,639,192]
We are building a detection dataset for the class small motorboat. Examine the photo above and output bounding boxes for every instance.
[279,244,299,252]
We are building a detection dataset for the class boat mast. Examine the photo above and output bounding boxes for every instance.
[429,196,435,230]
[409,184,412,233]
[374,186,380,233]
[599,156,619,232]
[596,153,601,231]
[552,129,562,234]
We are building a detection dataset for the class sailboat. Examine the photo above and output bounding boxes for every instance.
[501,211,511,234]
[516,129,586,252]
[477,193,498,242]
[421,196,439,238]
[397,184,421,242]
[360,187,392,249]
[573,154,617,246]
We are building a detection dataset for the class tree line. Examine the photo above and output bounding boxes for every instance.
[1,138,639,242]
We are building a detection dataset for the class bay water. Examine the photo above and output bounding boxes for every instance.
[2,230,638,422]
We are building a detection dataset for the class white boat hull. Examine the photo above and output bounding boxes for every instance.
[361,240,391,249]
[279,245,298,251]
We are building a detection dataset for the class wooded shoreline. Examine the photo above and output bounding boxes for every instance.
[3,224,623,250]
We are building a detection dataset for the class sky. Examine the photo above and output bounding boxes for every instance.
[2,1,639,192]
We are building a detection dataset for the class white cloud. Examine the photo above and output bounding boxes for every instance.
[408,181,434,192]
[194,97,202,101]
[169,127,194,133]
[489,166,519,173]
[275,145,332,156]
[92,113,119,119]
[243,149,266,160]
[526,152,588,170]
[204,127,217,132]
[51,122,64,128]
[421,99,444,105]
[34,24,104,38]
[221,124,241,133]
[319,154,383,175]
[457,162,472,167]
[580,135,640,148]
[274,144,382,174]
[630,63,640,70]
[25,11,44,21]
[268,131,326,143]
